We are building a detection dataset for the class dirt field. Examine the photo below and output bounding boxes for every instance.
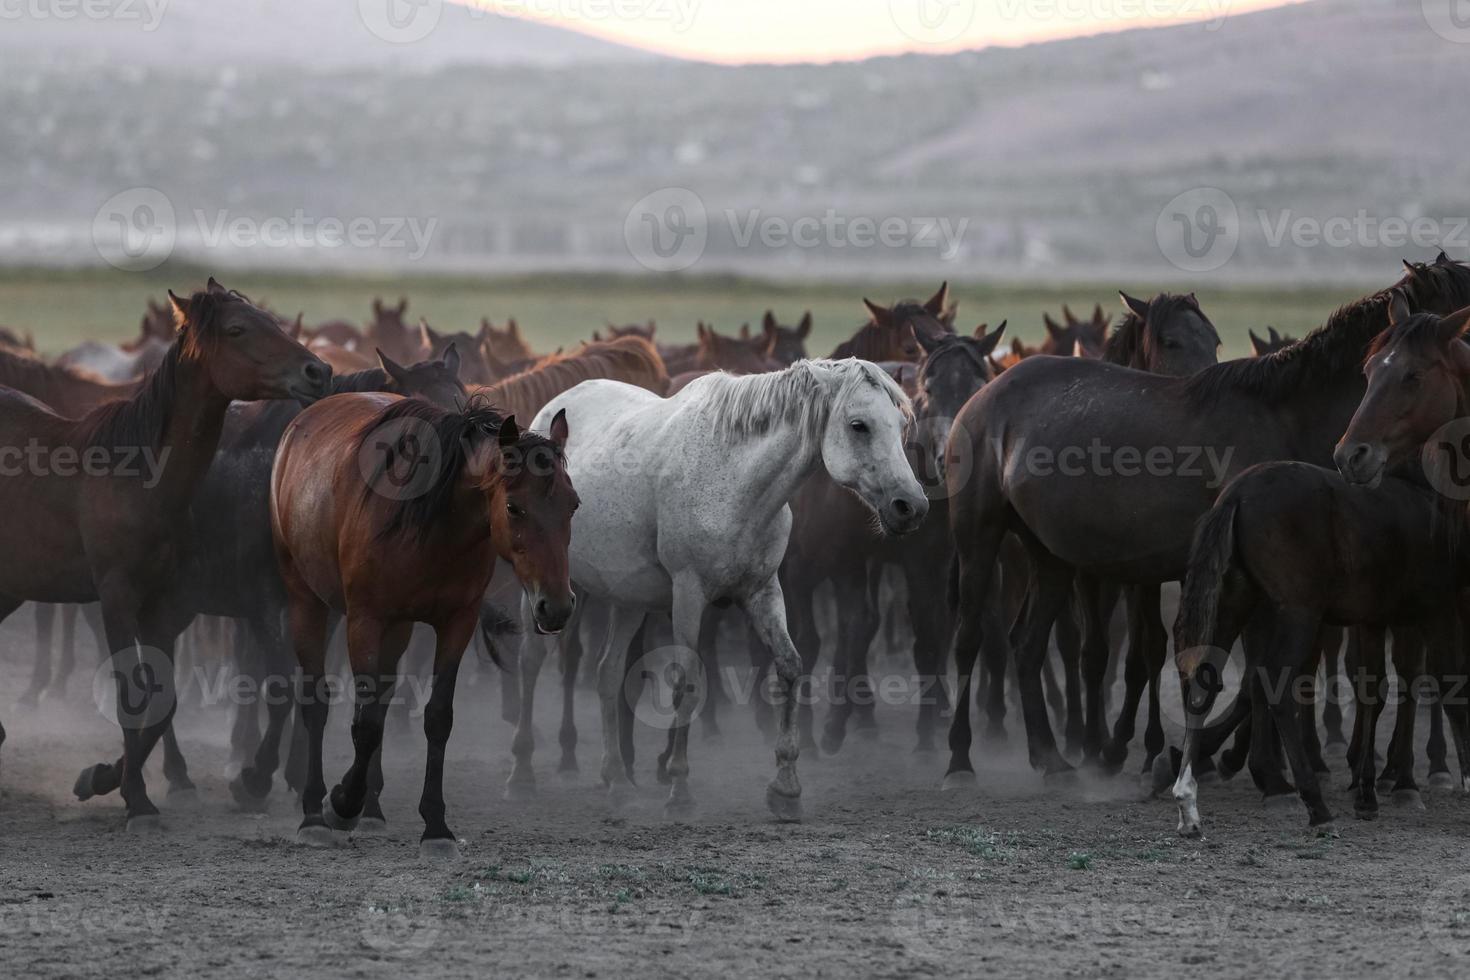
[3,614,1470,980]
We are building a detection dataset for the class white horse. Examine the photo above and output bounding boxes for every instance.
[513,358,927,820]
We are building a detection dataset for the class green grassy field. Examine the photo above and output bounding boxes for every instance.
[0,265,1374,361]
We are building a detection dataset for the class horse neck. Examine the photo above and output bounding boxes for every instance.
[149,354,234,510]
[719,376,833,526]
[831,324,880,360]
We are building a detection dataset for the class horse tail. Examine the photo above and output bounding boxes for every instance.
[1175,498,1239,680]
[477,599,520,670]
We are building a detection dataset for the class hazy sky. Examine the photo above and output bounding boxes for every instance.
[476,0,1306,63]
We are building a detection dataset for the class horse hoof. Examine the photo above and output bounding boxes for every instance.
[296,823,340,848]
[1149,755,1177,798]
[503,776,537,802]
[354,817,389,838]
[941,769,977,793]
[126,813,163,834]
[1391,789,1426,810]
[1375,777,1395,794]
[1428,771,1457,792]
[1177,821,1202,840]
[607,782,635,810]
[655,761,673,786]
[1263,793,1297,813]
[819,730,845,757]
[1042,766,1077,785]
[765,786,803,823]
[419,838,462,865]
[1312,822,1340,840]
[556,756,578,775]
[1354,805,1379,822]
[323,804,359,833]
[701,725,723,745]
[223,760,244,781]
[913,740,936,755]
[229,776,268,812]
[664,790,695,821]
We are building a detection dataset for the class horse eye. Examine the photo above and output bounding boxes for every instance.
[226,324,245,337]
[850,420,869,434]
[507,503,525,519]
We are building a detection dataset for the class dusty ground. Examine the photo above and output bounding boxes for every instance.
[3,615,1470,980]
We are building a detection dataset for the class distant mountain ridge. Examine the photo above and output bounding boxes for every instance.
[1,0,1466,282]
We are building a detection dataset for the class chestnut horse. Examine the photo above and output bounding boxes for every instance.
[0,280,330,826]
[272,396,576,859]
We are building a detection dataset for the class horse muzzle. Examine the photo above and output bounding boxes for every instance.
[1333,440,1386,488]
[531,590,576,635]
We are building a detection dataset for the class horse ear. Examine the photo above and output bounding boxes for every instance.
[1119,292,1150,322]
[798,312,812,339]
[422,320,442,346]
[498,415,521,448]
[167,289,189,327]
[1062,304,1078,326]
[863,298,894,329]
[480,339,508,377]
[480,318,494,340]
[372,298,383,316]
[1438,250,1454,266]
[1387,291,1412,326]
[441,341,461,377]
[377,348,408,382]
[592,330,603,342]
[549,408,570,449]
[763,311,778,336]
[923,281,949,318]
[916,326,945,356]
[1248,330,1267,357]
[290,313,304,340]
[397,297,408,316]
[507,318,520,338]
[974,321,1007,358]
[739,322,751,340]
[206,276,226,294]
[1268,326,1282,343]
[1092,304,1106,325]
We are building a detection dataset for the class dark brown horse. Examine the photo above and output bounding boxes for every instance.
[1170,299,1470,835]
[943,259,1470,784]
[272,396,576,858]
[0,347,139,415]
[1041,305,1111,358]
[1248,326,1297,356]
[846,282,952,361]
[0,279,330,827]
[759,310,812,365]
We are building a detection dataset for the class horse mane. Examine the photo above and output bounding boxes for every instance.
[1365,308,1467,364]
[479,336,667,423]
[1185,260,1470,406]
[0,345,107,393]
[1101,312,1147,368]
[330,367,396,394]
[361,396,562,542]
[694,358,912,453]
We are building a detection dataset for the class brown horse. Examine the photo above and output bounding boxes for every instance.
[595,321,657,343]
[0,347,140,415]
[271,396,576,859]
[1248,326,1297,356]
[477,335,669,423]
[0,279,330,827]
[847,282,952,361]
[481,318,535,365]
[943,258,1470,784]
[1170,300,1470,835]
[758,311,813,365]
[1041,305,1111,358]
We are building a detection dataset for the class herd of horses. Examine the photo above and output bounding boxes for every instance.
[2,255,1470,858]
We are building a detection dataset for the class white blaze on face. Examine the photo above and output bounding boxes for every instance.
[1173,763,1201,836]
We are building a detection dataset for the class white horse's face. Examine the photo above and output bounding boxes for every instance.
[821,379,928,535]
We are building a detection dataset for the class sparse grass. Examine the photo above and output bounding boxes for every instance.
[685,866,766,898]
[0,264,1365,360]
[1066,852,1094,871]
[925,825,1023,861]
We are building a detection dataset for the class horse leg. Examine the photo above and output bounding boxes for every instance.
[654,577,709,816]
[226,617,263,780]
[595,605,646,805]
[0,594,23,777]
[1385,629,1425,808]
[1239,613,1295,800]
[1262,611,1335,830]
[906,557,951,753]
[1353,626,1388,820]
[945,525,1006,785]
[1013,554,1073,775]
[508,593,558,799]
[1076,576,1113,767]
[1054,588,1085,759]
[784,569,821,754]
[417,613,475,862]
[698,606,723,740]
[821,570,879,756]
[1319,627,1347,747]
[1427,689,1453,791]
[1298,630,1330,777]
[326,616,407,831]
[229,615,292,808]
[742,574,803,822]
[1104,584,1148,770]
[19,602,55,707]
[558,607,583,773]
